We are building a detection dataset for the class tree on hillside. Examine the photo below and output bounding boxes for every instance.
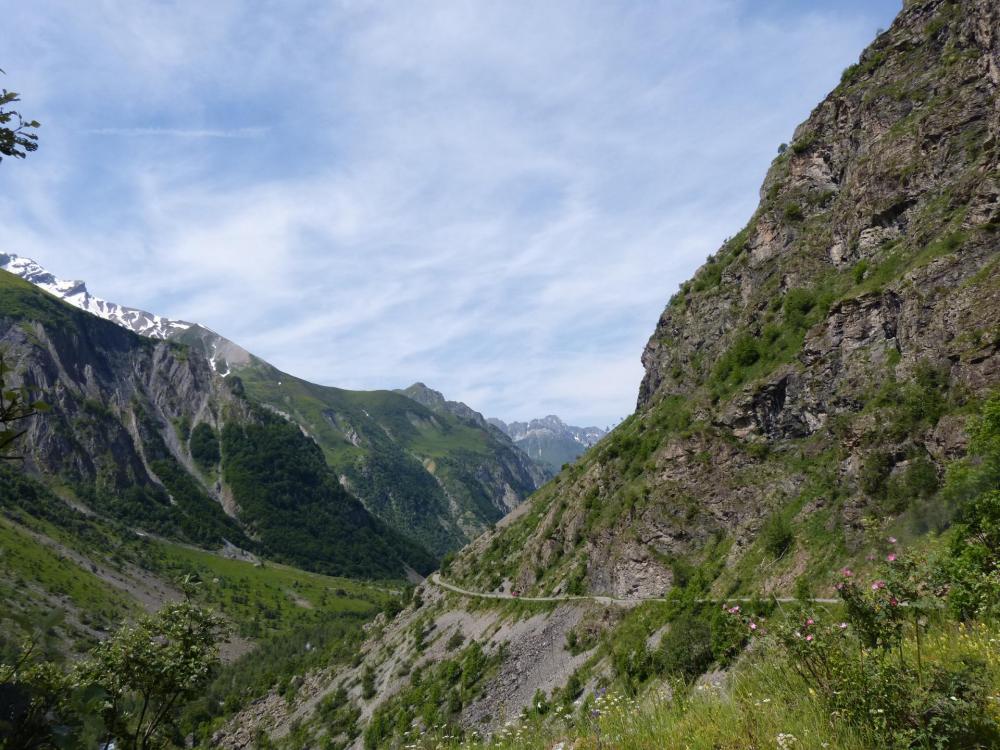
[0,593,227,749]
[79,597,228,750]
[0,71,40,162]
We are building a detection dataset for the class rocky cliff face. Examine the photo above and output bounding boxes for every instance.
[440,0,1000,600]
[1,256,547,559]
[0,270,431,578]
[221,3,999,744]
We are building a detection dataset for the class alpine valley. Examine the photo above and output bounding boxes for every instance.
[1,1,999,749]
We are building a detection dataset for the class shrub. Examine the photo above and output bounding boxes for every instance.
[361,666,375,699]
[783,202,804,222]
[860,450,894,497]
[190,423,220,468]
[761,513,794,558]
[657,614,713,680]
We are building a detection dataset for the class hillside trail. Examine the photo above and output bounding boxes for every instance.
[428,572,840,606]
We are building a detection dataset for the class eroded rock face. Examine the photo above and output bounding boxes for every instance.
[638,0,1000,413]
[464,0,1000,600]
[227,2,1000,745]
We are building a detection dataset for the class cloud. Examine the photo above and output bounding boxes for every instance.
[84,127,268,138]
[0,0,902,426]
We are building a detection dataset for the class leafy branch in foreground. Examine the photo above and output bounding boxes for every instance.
[0,72,40,162]
[0,591,228,750]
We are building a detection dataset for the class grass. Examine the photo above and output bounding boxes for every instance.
[393,617,1000,750]
[0,516,136,655]
[140,540,397,639]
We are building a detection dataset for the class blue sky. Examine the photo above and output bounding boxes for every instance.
[0,0,900,427]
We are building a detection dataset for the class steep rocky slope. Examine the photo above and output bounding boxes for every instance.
[225,2,1000,745]
[1,256,546,556]
[0,270,432,580]
[448,0,1000,601]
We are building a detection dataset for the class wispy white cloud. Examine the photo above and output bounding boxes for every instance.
[0,0,902,426]
[85,127,268,138]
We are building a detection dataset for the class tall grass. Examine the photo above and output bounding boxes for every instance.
[402,617,1000,750]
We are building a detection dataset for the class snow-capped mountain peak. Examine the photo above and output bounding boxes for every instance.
[0,252,193,340]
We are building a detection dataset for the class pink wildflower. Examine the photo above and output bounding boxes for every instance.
[749,622,758,631]
[841,568,853,577]
[806,618,814,626]
[888,537,897,544]
[872,580,886,591]
[835,582,844,591]
[839,622,848,629]
[887,553,897,562]
[805,634,814,642]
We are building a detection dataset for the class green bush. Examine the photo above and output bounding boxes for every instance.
[861,450,894,497]
[783,202,804,222]
[761,513,794,558]
[190,423,220,468]
[657,614,713,680]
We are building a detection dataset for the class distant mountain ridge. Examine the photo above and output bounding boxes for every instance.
[0,253,193,340]
[396,382,499,433]
[1,254,544,555]
[488,414,607,473]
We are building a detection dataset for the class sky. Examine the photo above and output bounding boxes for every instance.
[0,0,901,428]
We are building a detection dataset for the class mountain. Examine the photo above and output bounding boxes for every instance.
[0,252,193,339]
[215,2,1000,745]
[225,366,546,557]
[0,268,437,662]
[0,256,545,556]
[488,415,607,474]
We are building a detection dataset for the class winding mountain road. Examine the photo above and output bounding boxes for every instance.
[427,573,840,606]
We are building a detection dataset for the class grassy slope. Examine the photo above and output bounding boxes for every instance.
[235,360,513,556]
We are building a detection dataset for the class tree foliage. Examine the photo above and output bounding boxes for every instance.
[0,78,39,162]
[0,597,227,750]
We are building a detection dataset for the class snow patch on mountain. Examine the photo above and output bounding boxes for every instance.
[0,252,193,340]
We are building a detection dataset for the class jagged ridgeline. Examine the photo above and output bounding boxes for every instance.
[0,270,434,579]
[166,351,548,558]
[446,0,1000,599]
[0,250,548,560]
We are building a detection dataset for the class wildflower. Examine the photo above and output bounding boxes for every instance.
[806,618,814,626]
[886,553,897,562]
[749,622,758,630]
[889,597,898,607]
[839,622,848,629]
[835,582,844,591]
[805,634,814,642]
[872,580,886,590]
[888,536,897,544]
[840,568,853,577]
